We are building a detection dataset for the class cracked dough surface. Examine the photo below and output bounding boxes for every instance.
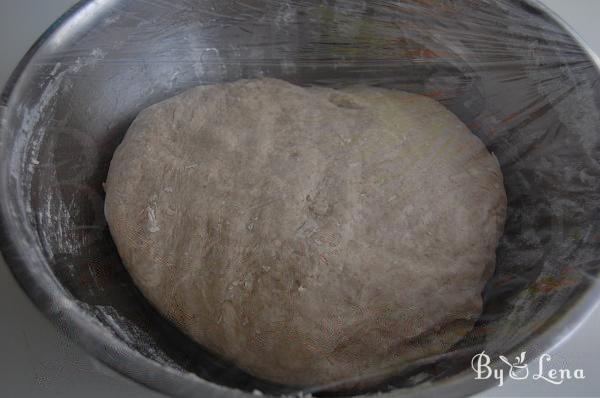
[105,78,506,388]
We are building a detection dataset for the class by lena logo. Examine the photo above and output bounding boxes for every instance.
[471,351,585,387]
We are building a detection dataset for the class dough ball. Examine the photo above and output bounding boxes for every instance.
[105,78,506,388]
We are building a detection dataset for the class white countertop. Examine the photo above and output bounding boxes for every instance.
[1,1,598,397]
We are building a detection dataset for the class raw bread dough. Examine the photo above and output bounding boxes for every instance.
[105,78,506,389]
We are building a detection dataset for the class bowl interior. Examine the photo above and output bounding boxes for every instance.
[2,0,600,396]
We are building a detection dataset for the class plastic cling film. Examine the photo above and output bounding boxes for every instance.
[0,0,599,397]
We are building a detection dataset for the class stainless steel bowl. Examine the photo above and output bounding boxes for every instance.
[1,1,600,397]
